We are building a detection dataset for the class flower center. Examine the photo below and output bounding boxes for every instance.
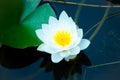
[54,30,72,47]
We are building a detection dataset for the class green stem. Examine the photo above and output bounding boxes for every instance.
[74,0,86,23]
[84,10,120,37]
[45,0,120,8]
[89,5,110,41]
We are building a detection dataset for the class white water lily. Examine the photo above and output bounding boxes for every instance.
[36,11,90,63]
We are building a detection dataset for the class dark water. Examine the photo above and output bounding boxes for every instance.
[0,0,120,80]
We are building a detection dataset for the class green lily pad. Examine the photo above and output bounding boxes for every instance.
[0,0,56,48]
[21,0,41,21]
[0,0,22,27]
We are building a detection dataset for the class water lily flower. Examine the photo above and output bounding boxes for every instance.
[36,11,90,63]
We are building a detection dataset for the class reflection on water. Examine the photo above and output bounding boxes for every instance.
[0,45,42,68]
[40,51,91,80]
[107,0,120,4]
[0,45,91,80]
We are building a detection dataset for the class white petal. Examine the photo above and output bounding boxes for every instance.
[64,46,80,61]
[51,53,63,63]
[59,10,69,21]
[64,36,80,51]
[35,29,44,42]
[42,24,52,39]
[42,24,48,28]
[35,29,62,51]
[35,29,51,45]
[42,24,52,35]
[49,16,58,25]
[77,29,83,40]
[59,50,71,57]
[37,44,59,54]
[79,39,90,50]
[70,46,80,55]
[68,17,77,29]
[38,25,56,47]
[69,17,75,24]
[42,24,48,31]
[65,55,77,61]
[65,29,83,50]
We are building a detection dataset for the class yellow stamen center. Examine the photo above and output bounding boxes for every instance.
[54,30,72,47]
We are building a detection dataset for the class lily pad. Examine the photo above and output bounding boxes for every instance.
[21,0,41,21]
[0,0,56,48]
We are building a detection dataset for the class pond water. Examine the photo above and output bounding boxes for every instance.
[0,0,120,80]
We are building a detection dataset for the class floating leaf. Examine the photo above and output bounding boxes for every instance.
[0,0,22,28]
[21,0,41,21]
[0,0,56,48]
